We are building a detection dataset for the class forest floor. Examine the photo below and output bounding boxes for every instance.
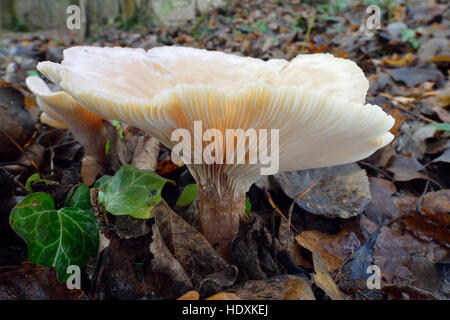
[0,0,449,300]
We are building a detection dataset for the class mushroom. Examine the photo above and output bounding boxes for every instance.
[26,76,107,186]
[37,46,394,246]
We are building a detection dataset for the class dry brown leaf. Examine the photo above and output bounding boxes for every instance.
[420,190,450,228]
[0,262,86,300]
[131,134,159,171]
[274,163,371,219]
[283,279,316,300]
[205,292,241,300]
[387,155,428,182]
[382,53,414,67]
[233,275,309,300]
[149,224,192,292]
[365,177,399,225]
[177,290,200,300]
[295,228,360,273]
[152,201,230,285]
[312,250,346,300]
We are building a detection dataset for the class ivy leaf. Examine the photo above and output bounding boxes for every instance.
[245,197,252,218]
[93,175,113,190]
[429,122,450,132]
[64,184,92,211]
[97,165,173,219]
[10,192,99,282]
[176,184,198,208]
[25,173,58,193]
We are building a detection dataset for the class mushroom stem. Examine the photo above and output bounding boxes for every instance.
[197,183,246,247]
[81,149,107,186]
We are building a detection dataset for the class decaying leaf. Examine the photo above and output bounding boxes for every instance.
[177,290,200,300]
[233,275,312,300]
[387,64,444,87]
[148,224,192,297]
[205,292,241,300]
[0,262,85,300]
[295,226,360,272]
[131,134,160,171]
[373,225,449,299]
[199,265,238,297]
[152,201,230,285]
[312,250,346,300]
[274,163,371,218]
[283,279,316,300]
[419,190,450,228]
[0,83,36,161]
[387,155,428,182]
[365,177,399,225]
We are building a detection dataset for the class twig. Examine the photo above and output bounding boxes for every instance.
[0,130,40,172]
[264,186,299,234]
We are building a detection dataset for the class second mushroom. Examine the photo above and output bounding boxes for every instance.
[26,76,108,186]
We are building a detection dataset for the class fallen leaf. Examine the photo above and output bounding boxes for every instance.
[387,155,428,182]
[382,53,415,67]
[283,279,316,300]
[419,190,450,228]
[387,65,444,87]
[131,134,159,171]
[205,292,241,300]
[373,226,449,299]
[274,163,371,218]
[177,290,200,300]
[431,148,450,164]
[365,177,399,225]
[152,201,230,286]
[0,262,86,300]
[433,106,450,122]
[398,122,437,160]
[199,265,238,297]
[233,275,310,300]
[148,224,192,298]
[312,250,346,300]
[295,227,360,272]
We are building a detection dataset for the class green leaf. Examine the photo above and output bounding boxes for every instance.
[25,173,59,193]
[400,28,416,42]
[111,120,124,139]
[93,175,113,190]
[105,138,111,157]
[176,184,198,208]
[64,184,92,211]
[97,165,173,219]
[408,38,421,50]
[255,21,269,34]
[245,197,252,218]
[429,122,450,132]
[26,70,40,77]
[10,192,99,282]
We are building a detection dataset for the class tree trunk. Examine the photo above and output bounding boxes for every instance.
[79,0,90,42]
[121,0,136,21]
[0,0,19,30]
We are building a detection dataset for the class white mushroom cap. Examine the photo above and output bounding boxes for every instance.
[26,76,108,185]
[37,46,394,197]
